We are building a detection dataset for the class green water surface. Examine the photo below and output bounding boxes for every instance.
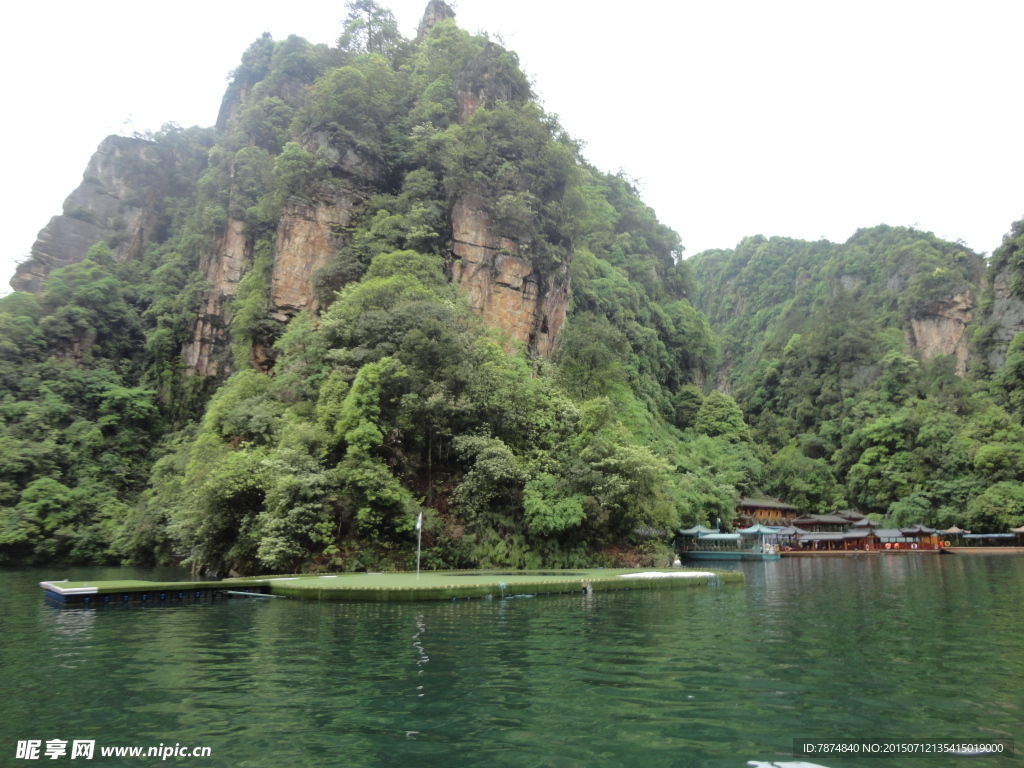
[1,556,1022,767]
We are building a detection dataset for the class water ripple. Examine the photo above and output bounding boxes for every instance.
[1,558,1023,767]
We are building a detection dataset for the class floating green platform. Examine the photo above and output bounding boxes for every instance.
[41,568,742,605]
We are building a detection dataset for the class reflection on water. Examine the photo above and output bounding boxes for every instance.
[1,557,1022,767]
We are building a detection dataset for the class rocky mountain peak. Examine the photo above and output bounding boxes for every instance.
[417,0,455,39]
[11,135,165,293]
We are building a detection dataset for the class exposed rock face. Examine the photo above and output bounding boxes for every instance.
[449,196,568,358]
[906,292,973,375]
[183,148,365,376]
[417,0,455,39]
[216,80,253,134]
[19,9,572,379]
[186,10,567,378]
[271,184,357,320]
[11,136,164,292]
[836,274,864,294]
[303,129,381,186]
[885,262,915,294]
[441,34,568,359]
[183,218,249,377]
[982,266,1024,369]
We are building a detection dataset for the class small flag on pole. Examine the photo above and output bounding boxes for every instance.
[415,510,423,579]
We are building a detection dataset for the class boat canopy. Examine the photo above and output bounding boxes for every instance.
[736,524,784,535]
[677,525,719,536]
[963,533,1017,539]
[698,533,743,541]
[1011,526,1024,534]
[942,526,966,534]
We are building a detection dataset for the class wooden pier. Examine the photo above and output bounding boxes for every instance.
[40,578,270,605]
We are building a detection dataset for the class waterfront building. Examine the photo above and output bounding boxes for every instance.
[873,526,941,550]
[790,514,852,531]
[835,510,867,522]
[735,498,800,526]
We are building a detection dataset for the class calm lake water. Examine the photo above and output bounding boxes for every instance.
[1,556,1022,768]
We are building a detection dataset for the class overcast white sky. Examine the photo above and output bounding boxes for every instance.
[2,0,1022,295]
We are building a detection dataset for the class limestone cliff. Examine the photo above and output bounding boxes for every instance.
[185,0,567,372]
[905,292,974,375]
[183,218,249,377]
[182,189,359,376]
[979,266,1024,369]
[181,131,370,375]
[270,182,358,321]
[12,3,574,380]
[845,264,978,374]
[215,33,274,133]
[11,135,165,292]
[442,24,570,358]
[449,196,568,358]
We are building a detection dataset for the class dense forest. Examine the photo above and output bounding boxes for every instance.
[1,1,1022,573]
[691,225,1024,530]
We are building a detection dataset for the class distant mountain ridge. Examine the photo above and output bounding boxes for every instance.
[691,223,1024,386]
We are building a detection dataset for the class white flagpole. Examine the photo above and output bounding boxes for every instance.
[416,511,423,580]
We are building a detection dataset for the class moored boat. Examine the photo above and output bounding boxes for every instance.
[677,526,781,561]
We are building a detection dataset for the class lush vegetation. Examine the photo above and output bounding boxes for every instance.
[0,2,757,573]
[691,225,1024,531]
[3,3,1022,571]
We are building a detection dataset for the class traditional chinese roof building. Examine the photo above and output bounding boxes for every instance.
[873,527,942,550]
[835,509,866,521]
[791,514,851,531]
[736,497,799,526]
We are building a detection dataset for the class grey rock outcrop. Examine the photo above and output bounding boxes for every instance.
[982,266,1024,369]
[11,136,165,292]
[417,0,455,39]
[183,218,249,377]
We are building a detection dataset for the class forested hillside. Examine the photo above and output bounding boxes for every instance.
[691,224,1024,530]
[2,2,1023,573]
[0,1,754,573]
